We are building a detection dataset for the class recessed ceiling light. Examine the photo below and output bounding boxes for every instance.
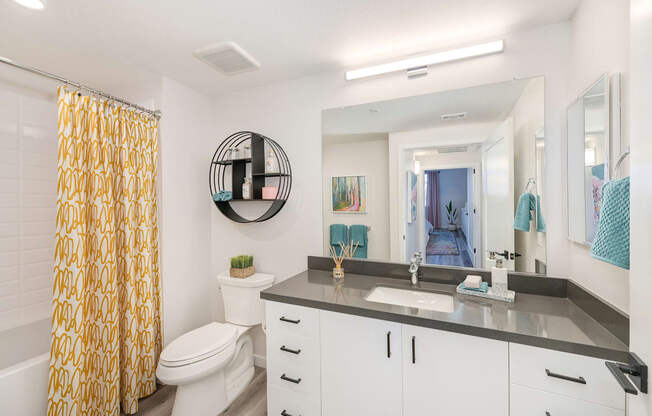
[346,40,504,81]
[13,0,46,9]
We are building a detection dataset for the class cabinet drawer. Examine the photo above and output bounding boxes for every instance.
[267,353,319,395]
[510,343,625,410]
[268,385,320,416]
[266,301,319,339]
[267,329,320,373]
[511,383,624,416]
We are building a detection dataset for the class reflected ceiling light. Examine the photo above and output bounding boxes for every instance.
[413,160,421,175]
[13,0,46,9]
[346,40,504,81]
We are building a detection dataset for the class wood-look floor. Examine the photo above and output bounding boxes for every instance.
[426,230,474,267]
[122,367,266,416]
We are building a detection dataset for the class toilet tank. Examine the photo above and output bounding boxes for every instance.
[217,272,275,326]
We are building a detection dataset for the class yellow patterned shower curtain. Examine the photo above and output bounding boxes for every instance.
[48,87,162,416]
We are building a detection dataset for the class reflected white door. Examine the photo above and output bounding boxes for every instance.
[483,117,515,270]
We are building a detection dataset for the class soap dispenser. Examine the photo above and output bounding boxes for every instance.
[491,257,508,295]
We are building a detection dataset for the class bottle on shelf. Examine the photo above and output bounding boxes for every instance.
[242,177,252,200]
[265,150,279,173]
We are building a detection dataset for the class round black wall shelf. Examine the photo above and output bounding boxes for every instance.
[209,131,292,223]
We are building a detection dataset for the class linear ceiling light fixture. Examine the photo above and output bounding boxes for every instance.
[345,40,504,81]
[12,0,46,9]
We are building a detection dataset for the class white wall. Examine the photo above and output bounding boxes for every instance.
[628,0,652,412]
[322,135,390,260]
[159,77,214,346]
[511,77,546,273]
[566,0,630,312]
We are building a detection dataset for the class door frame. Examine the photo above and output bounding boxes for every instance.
[419,162,482,267]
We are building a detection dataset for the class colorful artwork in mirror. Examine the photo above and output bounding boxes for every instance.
[331,175,367,213]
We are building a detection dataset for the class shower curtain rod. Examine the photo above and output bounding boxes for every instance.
[0,55,161,119]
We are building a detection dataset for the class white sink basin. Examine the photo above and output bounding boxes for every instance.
[365,286,454,313]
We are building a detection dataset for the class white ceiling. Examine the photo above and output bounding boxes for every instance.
[0,0,578,96]
[322,77,535,135]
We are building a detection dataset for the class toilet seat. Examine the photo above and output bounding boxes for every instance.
[159,322,237,368]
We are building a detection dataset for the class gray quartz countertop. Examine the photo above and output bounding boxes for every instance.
[261,269,629,362]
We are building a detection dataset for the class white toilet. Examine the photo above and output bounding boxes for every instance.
[156,272,274,416]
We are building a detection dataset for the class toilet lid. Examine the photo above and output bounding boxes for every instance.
[159,322,237,367]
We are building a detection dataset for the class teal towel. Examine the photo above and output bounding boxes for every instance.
[514,193,536,231]
[349,224,368,259]
[213,191,232,201]
[461,281,489,293]
[590,177,630,269]
[329,224,347,256]
[536,195,546,232]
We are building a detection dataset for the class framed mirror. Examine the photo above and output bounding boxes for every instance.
[321,76,547,273]
[567,74,610,245]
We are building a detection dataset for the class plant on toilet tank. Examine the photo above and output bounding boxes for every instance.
[230,255,255,278]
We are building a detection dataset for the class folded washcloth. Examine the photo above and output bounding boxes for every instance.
[213,191,232,201]
[536,194,546,232]
[463,274,482,289]
[514,192,536,231]
[349,224,368,259]
[460,281,489,293]
[330,224,347,256]
[590,177,630,269]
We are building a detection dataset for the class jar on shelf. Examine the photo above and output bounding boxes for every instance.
[242,177,252,200]
[265,150,279,173]
[243,144,251,159]
[229,147,241,160]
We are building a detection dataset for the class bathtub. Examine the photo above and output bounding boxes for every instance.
[0,319,50,415]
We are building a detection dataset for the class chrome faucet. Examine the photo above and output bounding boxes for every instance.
[409,251,423,286]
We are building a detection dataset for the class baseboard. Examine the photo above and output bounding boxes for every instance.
[253,353,266,369]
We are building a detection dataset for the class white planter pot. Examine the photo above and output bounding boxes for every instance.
[447,224,457,231]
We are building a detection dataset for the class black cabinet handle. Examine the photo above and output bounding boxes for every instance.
[411,336,416,364]
[386,331,391,358]
[545,369,586,384]
[545,412,551,416]
[280,345,301,355]
[280,373,302,384]
[281,410,300,416]
[280,316,300,324]
[606,361,639,395]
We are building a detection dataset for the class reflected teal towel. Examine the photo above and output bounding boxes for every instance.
[213,191,232,201]
[536,195,546,232]
[461,281,489,293]
[329,224,347,256]
[590,177,630,269]
[514,193,536,231]
[349,224,368,259]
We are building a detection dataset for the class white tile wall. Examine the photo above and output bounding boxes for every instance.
[0,88,56,331]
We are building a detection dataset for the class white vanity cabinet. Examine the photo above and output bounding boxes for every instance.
[320,310,403,416]
[265,301,626,416]
[402,324,509,416]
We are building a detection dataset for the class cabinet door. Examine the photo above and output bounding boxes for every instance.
[403,324,509,416]
[320,310,402,416]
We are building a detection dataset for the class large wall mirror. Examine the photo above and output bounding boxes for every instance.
[567,74,610,245]
[321,77,547,273]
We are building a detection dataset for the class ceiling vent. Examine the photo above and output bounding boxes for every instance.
[194,42,260,76]
[440,112,468,121]
[437,145,468,154]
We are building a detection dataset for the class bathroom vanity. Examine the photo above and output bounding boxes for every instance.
[262,258,631,416]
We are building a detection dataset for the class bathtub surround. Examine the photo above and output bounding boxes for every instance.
[49,88,162,415]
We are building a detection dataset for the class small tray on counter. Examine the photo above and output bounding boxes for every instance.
[456,283,515,303]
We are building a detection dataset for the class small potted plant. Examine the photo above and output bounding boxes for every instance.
[230,255,255,278]
[445,200,458,231]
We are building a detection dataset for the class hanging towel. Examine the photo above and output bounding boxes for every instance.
[590,177,630,269]
[536,194,546,232]
[330,224,347,256]
[213,190,232,201]
[514,193,536,231]
[349,224,368,259]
